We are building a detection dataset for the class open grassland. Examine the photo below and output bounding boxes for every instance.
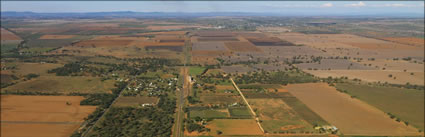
[224,41,262,52]
[286,83,421,136]
[189,66,206,76]
[189,109,229,119]
[1,95,96,137]
[113,96,159,107]
[247,98,314,133]
[1,62,62,76]
[2,76,115,94]
[306,70,424,85]
[207,119,263,136]
[335,83,424,131]
[228,107,251,118]
[200,95,240,105]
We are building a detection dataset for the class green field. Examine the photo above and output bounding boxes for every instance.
[228,107,251,118]
[2,76,115,94]
[336,83,425,131]
[189,66,206,76]
[189,109,228,119]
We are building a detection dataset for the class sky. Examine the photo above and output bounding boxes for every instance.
[1,1,424,16]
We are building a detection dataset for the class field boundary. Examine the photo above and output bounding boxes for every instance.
[230,78,265,134]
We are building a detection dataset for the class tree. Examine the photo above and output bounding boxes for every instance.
[216,130,223,135]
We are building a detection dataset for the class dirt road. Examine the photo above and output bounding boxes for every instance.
[230,78,265,133]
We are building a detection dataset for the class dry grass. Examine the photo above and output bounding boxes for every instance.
[1,28,21,40]
[1,95,96,137]
[305,70,424,85]
[39,35,77,39]
[285,83,421,136]
[207,119,263,136]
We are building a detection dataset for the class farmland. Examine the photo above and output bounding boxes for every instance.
[2,76,115,94]
[1,95,96,137]
[0,13,424,137]
[286,83,421,136]
[335,83,425,131]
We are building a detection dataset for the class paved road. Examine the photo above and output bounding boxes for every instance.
[174,67,187,137]
[174,35,191,137]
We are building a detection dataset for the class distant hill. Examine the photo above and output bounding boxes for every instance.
[1,11,423,18]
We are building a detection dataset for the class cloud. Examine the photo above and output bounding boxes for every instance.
[321,3,333,8]
[370,2,425,8]
[384,3,406,7]
[345,1,366,7]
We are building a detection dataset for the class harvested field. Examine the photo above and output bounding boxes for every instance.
[191,56,218,65]
[207,119,263,135]
[305,70,424,85]
[142,42,185,47]
[74,40,133,47]
[39,35,77,39]
[235,32,267,38]
[215,85,235,90]
[276,33,424,51]
[257,27,292,33]
[1,95,96,137]
[286,83,421,136]
[113,96,159,107]
[259,46,325,58]
[2,76,115,94]
[246,37,296,46]
[197,37,240,42]
[145,46,183,52]
[146,25,198,30]
[336,83,425,131]
[195,31,234,37]
[315,34,421,50]
[138,31,187,35]
[224,41,261,52]
[1,28,21,40]
[381,37,424,47]
[192,42,229,51]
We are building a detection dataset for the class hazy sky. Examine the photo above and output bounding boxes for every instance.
[1,1,424,15]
